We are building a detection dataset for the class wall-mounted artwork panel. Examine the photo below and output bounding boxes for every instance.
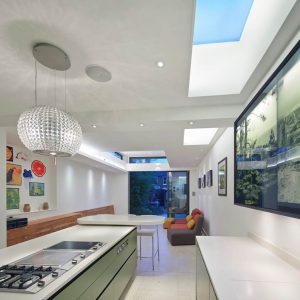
[234,41,300,219]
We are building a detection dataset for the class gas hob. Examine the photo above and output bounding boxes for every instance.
[0,241,105,294]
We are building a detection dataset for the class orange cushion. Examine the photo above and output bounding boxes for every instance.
[186,215,193,222]
[187,219,195,229]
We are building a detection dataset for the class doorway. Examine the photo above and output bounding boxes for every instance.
[129,171,189,217]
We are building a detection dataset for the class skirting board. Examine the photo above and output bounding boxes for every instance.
[248,232,300,271]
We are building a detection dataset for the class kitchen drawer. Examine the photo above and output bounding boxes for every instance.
[51,229,137,300]
[98,250,137,300]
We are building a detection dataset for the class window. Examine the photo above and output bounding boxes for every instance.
[129,157,168,164]
[111,152,123,160]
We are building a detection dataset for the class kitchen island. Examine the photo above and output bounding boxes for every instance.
[0,225,137,300]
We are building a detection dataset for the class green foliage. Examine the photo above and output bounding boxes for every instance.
[236,170,263,205]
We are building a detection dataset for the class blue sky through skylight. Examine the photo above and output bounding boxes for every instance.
[193,0,254,45]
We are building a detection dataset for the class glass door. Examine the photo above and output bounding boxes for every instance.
[167,171,189,217]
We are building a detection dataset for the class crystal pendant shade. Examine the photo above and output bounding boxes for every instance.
[17,105,82,157]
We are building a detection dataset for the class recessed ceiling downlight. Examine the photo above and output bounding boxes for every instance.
[156,61,165,68]
[86,65,112,82]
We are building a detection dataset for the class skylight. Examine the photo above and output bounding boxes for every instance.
[193,0,253,45]
[184,128,218,145]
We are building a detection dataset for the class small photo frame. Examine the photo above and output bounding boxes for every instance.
[202,174,206,188]
[29,182,45,196]
[6,146,13,162]
[206,170,213,187]
[6,163,22,186]
[218,157,227,196]
[198,177,202,189]
[7,188,20,210]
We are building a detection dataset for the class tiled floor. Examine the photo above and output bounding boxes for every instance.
[122,225,196,300]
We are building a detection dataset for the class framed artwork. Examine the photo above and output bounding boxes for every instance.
[31,160,46,177]
[234,40,300,219]
[202,174,206,188]
[206,170,213,187]
[7,188,20,210]
[29,182,45,196]
[218,158,227,196]
[6,146,13,162]
[198,177,201,189]
[6,163,22,186]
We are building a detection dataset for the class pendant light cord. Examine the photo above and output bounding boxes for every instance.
[64,69,67,112]
[54,70,57,107]
[34,59,37,106]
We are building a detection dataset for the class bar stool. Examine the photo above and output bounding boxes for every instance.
[137,227,160,270]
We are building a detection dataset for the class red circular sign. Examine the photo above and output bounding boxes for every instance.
[31,160,46,177]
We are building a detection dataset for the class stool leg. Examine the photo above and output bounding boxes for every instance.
[139,235,141,260]
[152,235,154,271]
[156,225,160,262]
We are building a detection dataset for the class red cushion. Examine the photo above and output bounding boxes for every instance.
[170,224,188,230]
[193,214,201,222]
[174,219,187,224]
[192,208,202,217]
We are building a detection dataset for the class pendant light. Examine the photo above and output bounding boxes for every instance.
[17,43,82,157]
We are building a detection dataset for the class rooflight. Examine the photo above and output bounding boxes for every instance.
[184,128,218,145]
[193,0,253,45]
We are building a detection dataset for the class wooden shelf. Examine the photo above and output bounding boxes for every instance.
[7,209,57,217]
[7,205,115,246]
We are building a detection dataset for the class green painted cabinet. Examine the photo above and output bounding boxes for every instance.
[52,229,137,300]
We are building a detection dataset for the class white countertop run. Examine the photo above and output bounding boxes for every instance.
[197,236,300,300]
[78,214,165,226]
[0,225,135,300]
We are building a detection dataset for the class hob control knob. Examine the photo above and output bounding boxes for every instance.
[52,271,59,277]
[72,259,77,264]
[37,280,45,287]
[92,246,98,250]
[80,253,86,258]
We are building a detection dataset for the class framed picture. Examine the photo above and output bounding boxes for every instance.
[218,158,227,196]
[206,170,213,187]
[202,174,206,188]
[7,188,20,210]
[198,177,201,189]
[234,40,300,219]
[29,182,45,196]
[6,146,13,162]
[6,163,22,186]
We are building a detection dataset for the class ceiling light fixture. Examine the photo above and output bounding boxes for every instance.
[92,124,97,128]
[184,128,218,145]
[17,43,82,157]
[189,121,194,125]
[156,61,165,68]
[139,123,144,127]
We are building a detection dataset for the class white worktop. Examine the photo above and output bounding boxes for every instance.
[196,236,300,300]
[78,214,165,226]
[0,225,135,300]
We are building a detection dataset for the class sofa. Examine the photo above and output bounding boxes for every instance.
[163,208,202,229]
[167,213,204,246]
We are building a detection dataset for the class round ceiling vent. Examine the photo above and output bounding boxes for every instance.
[85,65,112,82]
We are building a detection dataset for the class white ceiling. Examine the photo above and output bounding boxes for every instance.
[189,0,297,97]
[0,0,299,168]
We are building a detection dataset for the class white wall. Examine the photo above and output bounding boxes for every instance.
[56,159,114,213]
[111,173,129,214]
[0,128,6,248]
[197,31,300,260]
[197,126,300,260]
[6,144,56,217]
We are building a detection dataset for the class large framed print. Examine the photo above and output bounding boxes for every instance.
[234,40,300,219]
[218,158,227,196]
